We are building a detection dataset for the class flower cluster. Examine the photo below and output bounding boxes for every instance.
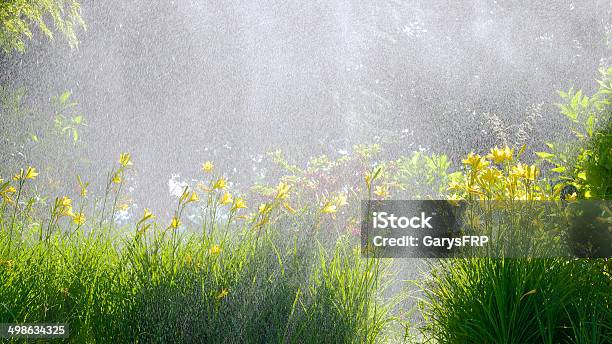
[449,146,550,202]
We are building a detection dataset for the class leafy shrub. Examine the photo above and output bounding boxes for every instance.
[538,67,612,199]
[0,88,88,195]
[0,0,85,54]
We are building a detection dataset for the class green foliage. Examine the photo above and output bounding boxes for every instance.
[0,154,395,343]
[417,258,611,344]
[389,152,458,198]
[0,221,392,343]
[0,0,85,54]
[52,90,86,144]
[412,142,612,342]
[263,144,453,204]
[0,88,87,195]
[0,87,29,169]
[537,67,612,199]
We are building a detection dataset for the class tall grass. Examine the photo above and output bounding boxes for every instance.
[0,158,395,343]
[0,220,395,343]
[417,258,611,344]
[414,146,612,344]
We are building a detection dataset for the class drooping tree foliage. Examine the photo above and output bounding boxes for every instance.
[0,0,85,54]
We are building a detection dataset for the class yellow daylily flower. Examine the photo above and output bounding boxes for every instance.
[187,191,199,203]
[13,167,38,181]
[511,163,538,180]
[112,173,122,184]
[201,161,214,173]
[77,176,89,197]
[72,212,86,225]
[119,153,133,167]
[59,196,72,207]
[232,197,247,210]
[141,208,155,222]
[487,146,513,164]
[524,164,538,180]
[321,202,337,214]
[275,182,291,200]
[258,203,271,215]
[213,178,227,190]
[480,168,501,185]
[220,192,233,205]
[364,172,372,190]
[170,216,181,229]
[60,205,74,218]
[462,153,489,171]
[24,167,38,180]
[374,185,390,198]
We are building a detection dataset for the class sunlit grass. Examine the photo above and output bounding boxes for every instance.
[414,145,612,343]
[0,153,394,343]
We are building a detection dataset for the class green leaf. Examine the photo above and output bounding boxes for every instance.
[535,151,555,160]
[585,114,595,137]
[551,166,566,173]
[580,95,589,108]
[372,166,383,181]
[557,90,568,99]
[559,105,577,121]
[571,90,582,109]
[517,144,527,159]
[59,90,71,104]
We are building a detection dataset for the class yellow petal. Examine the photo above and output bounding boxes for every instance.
[202,161,214,173]
[321,203,337,214]
[119,153,133,167]
[213,178,227,190]
[220,192,233,205]
[232,197,247,210]
[24,167,38,180]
